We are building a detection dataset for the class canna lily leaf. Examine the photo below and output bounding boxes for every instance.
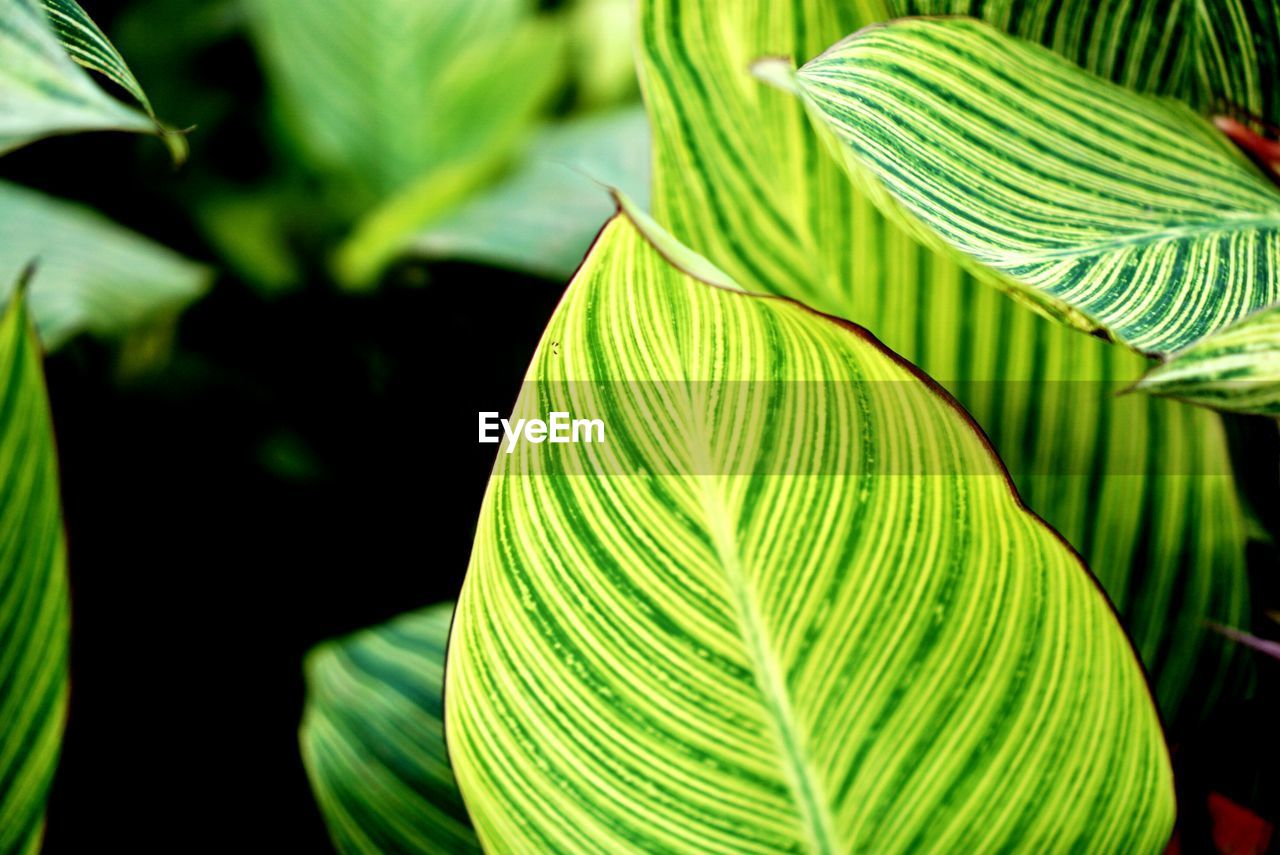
[300,603,479,855]
[889,0,1279,125]
[1132,304,1280,415]
[446,210,1174,853]
[0,181,211,349]
[0,286,70,855]
[640,0,1251,730]
[770,17,1280,356]
[0,0,180,158]
[40,0,153,115]
[408,106,651,280]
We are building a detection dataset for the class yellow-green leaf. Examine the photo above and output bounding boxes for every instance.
[300,603,479,855]
[1134,304,1280,414]
[446,211,1174,853]
[0,287,69,855]
[639,0,1251,730]
[782,16,1280,356]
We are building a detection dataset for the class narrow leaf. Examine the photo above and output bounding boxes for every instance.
[0,0,173,156]
[1133,304,1280,414]
[446,212,1174,853]
[786,17,1280,356]
[640,0,1252,729]
[0,290,69,855]
[300,603,479,855]
[0,181,211,349]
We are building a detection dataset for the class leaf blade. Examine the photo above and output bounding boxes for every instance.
[445,212,1174,853]
[0,291,69,855]
[790,16,1280,356]
[300,603,480,855]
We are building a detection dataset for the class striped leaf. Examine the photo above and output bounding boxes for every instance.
[0,181,211,350]
[640,0,1250,729]
[446,210,1174,853]
[773,17,1280,356]
[300,603,479,855]
[890,0,1280,125]
[408,106,651,280]
[1134,304,1280,415]
[0,0,177,157]
[0,287,69,855]
[40,0,153,115]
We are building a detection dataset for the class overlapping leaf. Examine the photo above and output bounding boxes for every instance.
[446,211,1174,853]
[773,17,1280,356]
[1133,305,1280,414]
[1,0,178,157]
[300,603,478,855]
[409,107,650,280]
[639,0,1250,729]
[0,181,211,349]
[0,290,69,855]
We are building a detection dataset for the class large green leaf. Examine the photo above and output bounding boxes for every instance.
[0,289,69,855]
[769,16,1280,356]
[0,0,177,156]
[639,0,1250,728]
[0,181,211,349]
[244,0,564,205]
[1134,304,1280,415]
[446,211,1174,853]
[408,107,650,280]
[300,603,479,855]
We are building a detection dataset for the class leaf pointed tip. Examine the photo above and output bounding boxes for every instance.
[750,56,802,96]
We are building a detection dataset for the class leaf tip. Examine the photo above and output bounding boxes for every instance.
[750,56,802,96]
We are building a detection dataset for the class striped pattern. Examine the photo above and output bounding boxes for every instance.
[40,0,152,114]
[446,213,1174,853]
[1135,304,1280,414]
[0,291,69,855]
[791,17,1280,355]
[0,181,210,350]
[300,603,479,855]
[1195,0,1280,128]
[639,0,1252,730]
[0,0,165,155]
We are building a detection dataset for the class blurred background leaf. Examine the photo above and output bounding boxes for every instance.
[0,181,210,349]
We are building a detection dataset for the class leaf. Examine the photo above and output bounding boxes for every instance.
[775,17,1280,356]
[408,107,651,280]
[1132,304,1280,415]
[300,603,479,855]
[446,210,1174,853]
[0,288,69,855]
[0,181,211,350]
[639,0,1251,729]
[40,0,153,114]
[243,0,564,204]
[0,0,177,157]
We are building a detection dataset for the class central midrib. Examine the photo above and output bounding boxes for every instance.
[694,472,840,855]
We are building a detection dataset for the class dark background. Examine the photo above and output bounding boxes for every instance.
[4,1,1278,851]
[2,2,564,848]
